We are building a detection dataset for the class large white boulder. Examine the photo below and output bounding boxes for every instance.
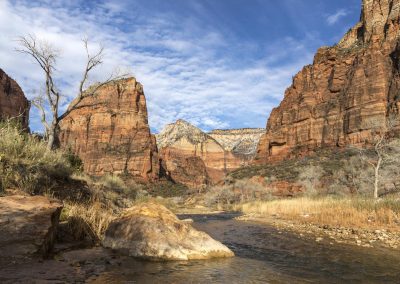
[102,202,234,260]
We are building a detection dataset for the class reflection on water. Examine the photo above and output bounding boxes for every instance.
[89,213,400,284]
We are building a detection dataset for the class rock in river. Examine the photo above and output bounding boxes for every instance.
[102,203,234,260]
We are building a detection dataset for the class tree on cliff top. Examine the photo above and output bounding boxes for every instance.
[16,35,126,150]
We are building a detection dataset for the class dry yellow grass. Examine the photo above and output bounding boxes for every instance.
[240,197,400,231]
[63,201,116,240]
[0,120,72,194]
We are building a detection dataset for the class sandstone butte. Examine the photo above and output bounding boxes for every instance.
[255,0,400,163]
[156,119,264,187]
[0,68,30,129]
[58,77,160,181]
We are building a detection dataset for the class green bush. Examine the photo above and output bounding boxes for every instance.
[64,150,84,172]
[98,174,127,193]
[144,180,189,198]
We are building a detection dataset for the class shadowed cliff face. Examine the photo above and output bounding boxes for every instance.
[156,120,264,187]
[58,78,159,181]
[0,69,30,129]
[255,0,400,163]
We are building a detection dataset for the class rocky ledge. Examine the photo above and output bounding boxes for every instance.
[0,195,63,262]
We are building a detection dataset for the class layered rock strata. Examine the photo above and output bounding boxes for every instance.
[256,0,400,163]
[156,120,224,186]
[59,78,159,181]
[0,68,30,129]
[156,120,264,187]
[209,128,265,159]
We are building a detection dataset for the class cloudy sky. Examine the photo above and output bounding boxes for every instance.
[0,0,360,133]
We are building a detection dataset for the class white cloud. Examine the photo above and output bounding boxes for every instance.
[0,0,314,133]
[327,9,348,25]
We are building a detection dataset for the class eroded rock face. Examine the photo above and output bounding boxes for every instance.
[209,128,265,159]
[0,69,30,129]
[161,151,210,188]
[102,203,234,260]
[0,195,62,259]
[255,0,400,163]
[156,120,264,187]
[59,78,159,181]
[156,120,226,186]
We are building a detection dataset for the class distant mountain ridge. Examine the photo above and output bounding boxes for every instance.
[156,120,264,157]
[208,128,265,157]
[156,120,264,187]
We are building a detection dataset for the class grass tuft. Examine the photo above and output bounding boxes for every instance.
[0,121,72,194]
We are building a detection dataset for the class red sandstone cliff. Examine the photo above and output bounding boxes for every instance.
[255,0,400,163]
[58,77,159,181]
[0,69,30,129]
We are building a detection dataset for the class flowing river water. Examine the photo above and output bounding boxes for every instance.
[88,213,400,283]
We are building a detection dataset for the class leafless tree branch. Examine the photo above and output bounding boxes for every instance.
[17,34,128,149]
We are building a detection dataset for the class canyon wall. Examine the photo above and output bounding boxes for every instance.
[0,69,30,129]
[157,120,264,187]
[255,0,400,163]
[58,78,160,181]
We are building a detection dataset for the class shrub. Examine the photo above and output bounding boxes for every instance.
[204,179,273,208]
[144,180,189,198]
[204,185,236,208]
[297,165,324,197]
[327,156,373,196]
[64,150,84,172]
[98,174,127,193]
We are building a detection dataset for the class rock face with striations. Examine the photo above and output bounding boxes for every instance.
[156,120,222,187]
[209,128,265,159]
[59,78,159,181]
[255,0,400,163]
[156,120,264,187]
[0,69,30,129]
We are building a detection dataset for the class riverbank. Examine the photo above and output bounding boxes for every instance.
[237,197,400,250]
[2,212,400,283]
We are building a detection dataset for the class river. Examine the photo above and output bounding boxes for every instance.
[88,213,400,283]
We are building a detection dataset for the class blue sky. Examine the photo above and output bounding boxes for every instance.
[0,0,361,133]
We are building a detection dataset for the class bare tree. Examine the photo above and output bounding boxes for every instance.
[297,165,324,196]
[359,115,400,199]
[16,35,125,149]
